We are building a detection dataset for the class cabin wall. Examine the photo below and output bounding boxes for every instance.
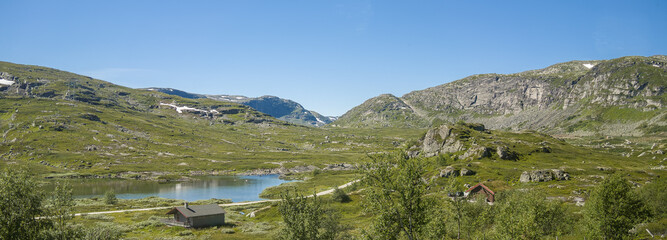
[174,212,186,223]
[191,214,225,228]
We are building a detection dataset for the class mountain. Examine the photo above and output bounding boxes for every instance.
[335,56,666,136]
[0,61,402,177]
[145,88,335,127]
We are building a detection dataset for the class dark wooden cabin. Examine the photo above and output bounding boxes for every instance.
[166,203,226,228]
[464,183,495,203]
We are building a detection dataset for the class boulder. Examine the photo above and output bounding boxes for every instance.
[497,146,518,160]
[596,166,612,171]
[460,168,475,176]
[551,169,570,180]
[440,166,457,178]
[462,145,491,160]
[520,169,566,183]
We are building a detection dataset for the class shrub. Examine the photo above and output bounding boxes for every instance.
[104,190,118,205]
[331,188,351,203]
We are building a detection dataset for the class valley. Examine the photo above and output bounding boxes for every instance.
[0,56,665,239]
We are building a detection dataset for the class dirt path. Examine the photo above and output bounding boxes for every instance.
[73,179,360,217]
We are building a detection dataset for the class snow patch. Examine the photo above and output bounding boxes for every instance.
[315,117,326,124]
[653,64,660,68]
[0,79,15,86]
[160,102,217,114]
[583,63,595,69]
[235,96,244,100]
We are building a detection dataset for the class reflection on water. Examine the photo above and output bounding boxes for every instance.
[43,175,295,202]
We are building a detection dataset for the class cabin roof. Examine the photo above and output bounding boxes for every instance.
[465,183,495,195]
[166,204,226,218]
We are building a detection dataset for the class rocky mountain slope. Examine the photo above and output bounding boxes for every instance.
[335,56,666,136]
[146,88,335,127]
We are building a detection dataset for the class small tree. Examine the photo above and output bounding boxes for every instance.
[462,194,495,240]
[277,190,340,240]
[332,187,351,203]
[493,190,569,239]
[362,153,444,240]
[583,174,651,239]
[446,178,467,239]
[0,169,50,240]
[104,190,118,205]
[44,182,76,239]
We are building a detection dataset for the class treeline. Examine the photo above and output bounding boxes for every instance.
[277,153,665,240]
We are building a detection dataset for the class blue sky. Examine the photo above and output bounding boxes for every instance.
[1,1,665,116]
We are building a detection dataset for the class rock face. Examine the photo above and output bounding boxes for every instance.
[332,94,428,128]
[422,125,465,157]
[520,169,570,182]
[334,55,667,136]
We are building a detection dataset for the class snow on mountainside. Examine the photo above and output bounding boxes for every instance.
[145,88,335,127]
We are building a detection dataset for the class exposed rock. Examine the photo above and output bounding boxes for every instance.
[336,56,666,136]
[84,145,99,151]
[460,168,475,176]
[461,145,491,160]
[440,166,457,178]
[422,125,465,157]
[323,163,356,171]
[536,146,552,153]
[520,169,570,182]
[496,146,518,160]
[406,150,420,158]
[551,169,570,180]
[596,166,613,171]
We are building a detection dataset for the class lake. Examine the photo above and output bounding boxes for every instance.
[44,175,296,202]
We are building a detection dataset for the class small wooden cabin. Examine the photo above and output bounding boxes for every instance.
[166,203,226,228]
[464,183,495,203]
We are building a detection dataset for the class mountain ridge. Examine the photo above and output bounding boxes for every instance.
[334,55,666,136]
[145,88,335,127]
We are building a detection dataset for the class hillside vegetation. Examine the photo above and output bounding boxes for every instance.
[0,61,416,178]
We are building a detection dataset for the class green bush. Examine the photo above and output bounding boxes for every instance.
[104,190,118,205]
[331,188,351,203]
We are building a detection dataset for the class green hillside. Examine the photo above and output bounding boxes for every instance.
[0,61,417,178]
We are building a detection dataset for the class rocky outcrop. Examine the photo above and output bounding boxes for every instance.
[460,168,475,176]
[335,55,666,136]
[461,145,491,160]
[422,125,465,157]
[439,166,476,178]
[520,169,570,182]
[323,163,356,171]
[440,166,457,178]
[496,146,518,160]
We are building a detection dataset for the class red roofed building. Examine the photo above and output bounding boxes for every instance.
[464,183,495,203]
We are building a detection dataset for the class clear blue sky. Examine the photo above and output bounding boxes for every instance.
[1,1,665,116]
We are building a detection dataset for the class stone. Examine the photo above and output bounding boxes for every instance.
[551,169,570,180]
[461,145,491,160]
[440,166,457,178]
[460,168,475,176]
[520,169,569,182]
[597,166,612,171]
[497,146,517,160]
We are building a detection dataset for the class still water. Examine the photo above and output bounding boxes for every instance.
[45,175,295,202]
